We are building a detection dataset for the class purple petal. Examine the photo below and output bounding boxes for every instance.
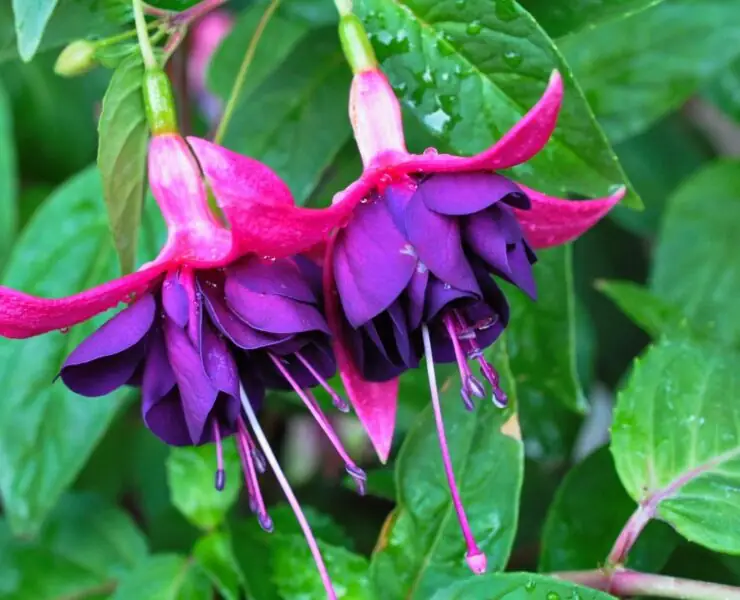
[383,182,415,235]
[407,265,429,331]
[463,211,511,275]
[387,300,414,368]
[506,242,537,300]
[199,320,239,398]
[162,276,189,327]
[60,294,156,397]
[142,329,190,446]
[417,172,527,216]
[225,277,329,335]
[200,280,288,349]
[425,276,478,322]
[164,317,219,444]
[228,256,316,303]
[333,199,417,327]
[405,194,479,294]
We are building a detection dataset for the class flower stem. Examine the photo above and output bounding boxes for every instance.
[212,0,280,144]
[606,503,652,566]
[132,0,158,69]
[554,569,740,600]
[333,0,353,16]
[171,0,227,25]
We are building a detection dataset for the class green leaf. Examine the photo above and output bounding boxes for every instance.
[215,28,351,205]
[272,536,373,600]
[612,336,740,554]
[358,0,640,208]
[11,0,59,61]
[0,167,163,535]
[704,57,740,123]
[596,280,686,339]
[166,442,242,530]
[430,572,616,600]
[508,246,585,413]
[371,343,523,599]
[207,5,310,103]
[518,0,663,38]
[560,0,740,142]
[610,113,714,237]
[0,80,16,272]
[97,54,149,274]
[112,554,211,600]
[231,506,354,600]
[651,160,740,348]
[193,531,244,600]
[540,447,678,571]
[0,493,148,599]
[0,53,109,180]
[1,0,130,64]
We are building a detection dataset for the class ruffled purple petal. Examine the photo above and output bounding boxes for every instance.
[60,294,156,397]
[225,276,329,335]
[425,276,478,322]
[199,320,240,398]
[333,199,417,327]
[407,265,429,331]
[200,279,288,349]
[418,172,527,216]
[162,276,189,328]
[142,328,191,446]
[463,212,510,276]
[405,193,479,294]
[505,242,537,300]
[228,256,317,303]
[384,182,415,236]
[164,317,219,444]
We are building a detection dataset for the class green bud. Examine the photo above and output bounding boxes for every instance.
[339,14,378,74]
[143,68,178,135]
[54,40,97,77]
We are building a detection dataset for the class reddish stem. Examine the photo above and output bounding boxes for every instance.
[554,569,740,600]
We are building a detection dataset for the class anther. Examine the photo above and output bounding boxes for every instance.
[215,469,226,491]
[460,387,475,411]
[345,464,367,496]
[466,375,486,399]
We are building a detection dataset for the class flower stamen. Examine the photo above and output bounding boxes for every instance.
[212,420,225,491]
[269,354,366,494]
[239,383,338,600]
[295,351,350,413]
[237,418,273,532]
[421,324,487,575]
[443,313,484,411]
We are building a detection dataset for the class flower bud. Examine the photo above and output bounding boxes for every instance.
[54,40,97,77]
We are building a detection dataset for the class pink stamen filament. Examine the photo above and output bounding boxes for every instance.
[453,310,507,407]
[239,382,338,600]
[237,419,272,532]
[212,420,225,491]
[269,354,366,494]
[295,351,350,412]
[443,314,480,411]
[421,324,487,575]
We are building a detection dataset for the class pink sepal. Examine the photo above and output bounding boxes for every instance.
[323,234,397,462]
[189,136,355,259]
[0,263,168,339]
[515,184,626,248]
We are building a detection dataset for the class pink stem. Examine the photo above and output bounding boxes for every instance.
[421,324,486,575]
[172,0,227,25]
[239,383,337,600]
[607,504,652,566]
[554,569,740,600]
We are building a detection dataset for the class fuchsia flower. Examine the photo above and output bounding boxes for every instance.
[0,69,358,599]
[198,17,625,574]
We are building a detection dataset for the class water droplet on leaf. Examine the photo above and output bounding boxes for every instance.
[503,51,523,68]
[466,21,482,35]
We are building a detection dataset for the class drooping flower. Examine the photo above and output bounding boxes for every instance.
[192,15,626,574]
[0,67,357,600]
